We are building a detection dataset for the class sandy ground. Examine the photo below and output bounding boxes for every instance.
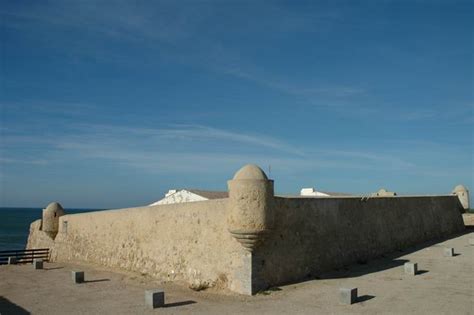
[1,216,473,314]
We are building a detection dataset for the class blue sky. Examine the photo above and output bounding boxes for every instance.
[0,0,472,208]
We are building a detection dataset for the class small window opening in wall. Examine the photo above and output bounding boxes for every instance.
[63,221,68,233]
[54,212,57,217]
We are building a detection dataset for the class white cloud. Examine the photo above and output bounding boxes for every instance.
[1,121,418,175]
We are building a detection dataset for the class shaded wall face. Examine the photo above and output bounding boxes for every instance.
[256,196,465,287]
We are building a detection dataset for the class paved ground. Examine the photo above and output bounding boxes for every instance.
[1,221,473,314]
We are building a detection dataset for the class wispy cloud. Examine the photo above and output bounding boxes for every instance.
[221,66,365,100]
[0,157,49,165]
[1,1,365,104]
[0,121,417,175]
[1,101,97,117]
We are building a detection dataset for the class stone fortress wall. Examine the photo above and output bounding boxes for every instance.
[28,199,246,292]
[257,195,464,290]
[27,165,468,295]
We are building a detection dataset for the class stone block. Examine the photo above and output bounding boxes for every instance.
[8,257,17,265]
[443,248,454,257]
[145,289,165,309]
[339,287,357,305]
[33,259,43,270]
[468,238,474,246]
[404,262,418,275]
[72,271,84,284]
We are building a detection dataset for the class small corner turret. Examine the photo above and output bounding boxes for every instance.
[452,185,470,212]
[42,202,65,238]
[227,164,274,252]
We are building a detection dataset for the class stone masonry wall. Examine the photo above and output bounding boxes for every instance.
[27,199,245,290]
[27,187,465,294]
[255,195,465,288]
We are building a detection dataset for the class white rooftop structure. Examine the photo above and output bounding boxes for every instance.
[149,189,228,206]
[300,188,330,197]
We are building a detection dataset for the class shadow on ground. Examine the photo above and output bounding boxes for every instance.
[165,300,196,308]
[44,266,63,270]
[84,278,110,283]
[357,295,375,303]
[0,296,30,314]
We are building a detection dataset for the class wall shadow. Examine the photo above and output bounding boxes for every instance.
[0,296,30,315]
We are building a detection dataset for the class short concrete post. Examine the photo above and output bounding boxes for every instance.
[404,262,418,276]
[8,257,17,265]
[145,289,165,309]
[339,288,357,305]
[72,271,84,284]
[443,248,454,257]
[469,238,474,246]
[33,259,43,270]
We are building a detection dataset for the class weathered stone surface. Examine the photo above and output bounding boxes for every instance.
[257,195,464,288]
[339,287,357,305]
[404,262,418,275]
[28,199,242,293]
[145,289,164,309]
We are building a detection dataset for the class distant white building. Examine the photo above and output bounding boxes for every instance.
[149,189,228,206]
[300,187,352,197]
[371,188,397,197]
[300,188,330,197]
[150,187,350,206]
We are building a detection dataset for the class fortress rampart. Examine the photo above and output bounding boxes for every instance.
[27,164,467,295]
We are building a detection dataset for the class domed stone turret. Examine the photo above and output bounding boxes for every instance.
[42,202,65,238]
[227,164,274,252]
[452,185,470,211]
[233,164,269,180]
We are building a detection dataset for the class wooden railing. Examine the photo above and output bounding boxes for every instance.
[0,248,49,265]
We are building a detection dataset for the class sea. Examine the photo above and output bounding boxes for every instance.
[0,207,103,251]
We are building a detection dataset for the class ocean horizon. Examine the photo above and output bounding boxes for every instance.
[0,207,103,251]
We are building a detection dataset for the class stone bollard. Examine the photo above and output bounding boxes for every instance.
[404,262,418,276]
[72,271,85,284]
[145,289,165,309]
[339,288,358,305]
[8,257,17,265]
[33,259,43,270]
[443,248,454,257]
